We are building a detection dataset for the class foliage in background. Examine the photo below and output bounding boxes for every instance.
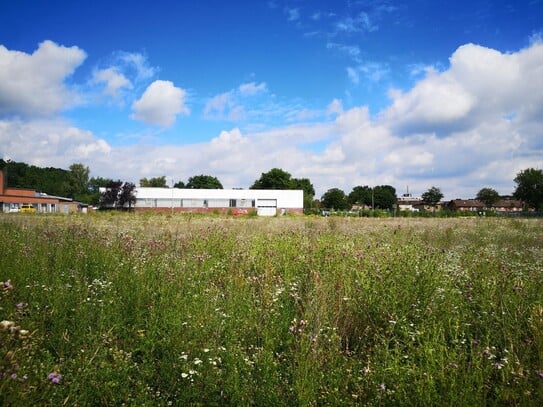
[320,187,350,210]
[139,176,168,187]
[0,159,110,205]
[514,167,543,210]
[476,187,501,208]
[186,175,223,189]
[99,181,136,210]
[421,186,444,209]
[251,168,316,209]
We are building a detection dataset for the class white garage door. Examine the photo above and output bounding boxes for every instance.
[257,199,277,216]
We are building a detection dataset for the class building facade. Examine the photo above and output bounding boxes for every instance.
[0,169,87,213]
[133,187,304,216]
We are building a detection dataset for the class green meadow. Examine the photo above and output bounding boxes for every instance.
[1,214,542,405]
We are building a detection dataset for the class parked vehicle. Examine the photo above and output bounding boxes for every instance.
[20,204,36,213]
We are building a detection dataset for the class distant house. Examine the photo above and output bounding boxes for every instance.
[447,199,485,213]
[397,193,425,212]
[132,187,304,216]
[0,168,89,213]
[492,198,523,214]
[447,198,523,213]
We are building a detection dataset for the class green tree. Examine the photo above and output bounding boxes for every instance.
[173,181,186,188]
[251,168,315,209]
[348,185,397,210]
[291,177,316,209]
[321,188,350,210]
[140,176,168,187]
[88,176,114,205]
[251,168,293,190]
[513,168,543,210]
[99,181,136,210]
[99,181,123,209]
[348,185,373,206]
[118,182,137,210]
[68,163,90,201]
[373,185,397,210]
[186,175,223,189]
[421,186,444,210]
[476,187,500,208]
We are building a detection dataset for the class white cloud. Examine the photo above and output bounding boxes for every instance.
[204,92,240,121]
[0,118,111,169]
[91,67,133,97]
[131,80,189,127]
[118,52,157,81]
[326,99,344,116]
[382,41,543,134]
[0,40,86,117]
[238,81,267,96]
[336,12,377,34]
[204,81,268,122]
[2,41,542,202]
[347,62,389,85]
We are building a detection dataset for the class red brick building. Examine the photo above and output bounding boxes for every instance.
[0,169,87,213]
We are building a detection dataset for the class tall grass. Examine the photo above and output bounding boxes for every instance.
[1,214,542,405]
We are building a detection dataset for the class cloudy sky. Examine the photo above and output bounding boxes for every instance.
[1,1,542,199]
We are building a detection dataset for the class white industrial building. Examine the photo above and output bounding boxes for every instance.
[134,188,304,216]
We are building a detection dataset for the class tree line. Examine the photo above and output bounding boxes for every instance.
[1,160,542,211]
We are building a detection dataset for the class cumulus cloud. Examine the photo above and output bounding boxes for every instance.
[91,67,133,97]
[0,40,86,117]
[131,80,189,127]
[0,118,111,168]
[2,41,542,201]
[89,51,157,103]
[382,42,543,135]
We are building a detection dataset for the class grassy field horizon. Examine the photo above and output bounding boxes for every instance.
[1,214,542,405]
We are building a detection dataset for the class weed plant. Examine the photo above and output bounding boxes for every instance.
[1,214,542,405]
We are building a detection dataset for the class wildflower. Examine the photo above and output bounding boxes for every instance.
[18,329,30,338]
[472,340,479,346]
[181,373,189,379]
[2,280,13,290]
[48,372,62,384]
[0,320,15,331]
[536,370,543,379]
[11,373,17,380]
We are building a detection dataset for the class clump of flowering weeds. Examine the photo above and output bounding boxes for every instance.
[0,280,33,387]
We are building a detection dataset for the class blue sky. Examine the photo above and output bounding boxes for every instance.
[1,0,542,199]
